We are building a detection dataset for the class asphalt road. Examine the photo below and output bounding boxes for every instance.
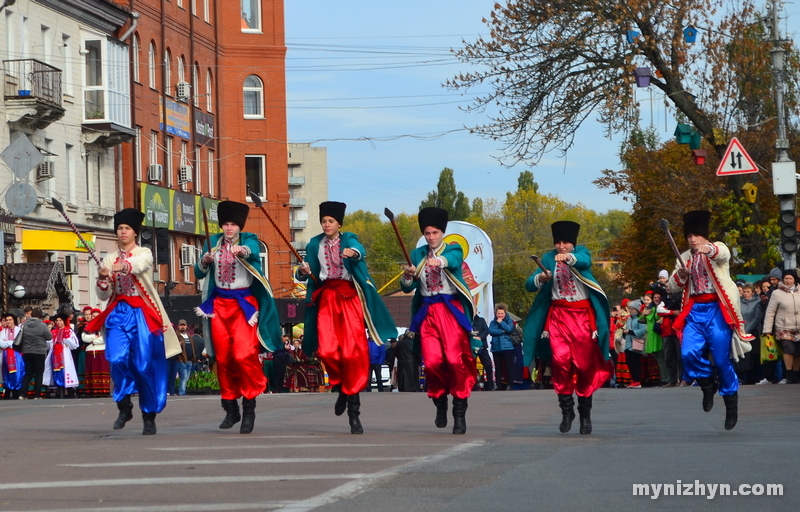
[1,384,798,512]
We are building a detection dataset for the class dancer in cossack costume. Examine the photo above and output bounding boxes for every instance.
[401,207,477,434]
[523,221,611,435]
[43,313,80,397]
[195,201,281,434]
[0,313,24,399]
[297,201,396,434]
[668,210,753,430]
[86,209,182,435]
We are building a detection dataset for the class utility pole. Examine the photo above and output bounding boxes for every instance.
[767,1,798,270]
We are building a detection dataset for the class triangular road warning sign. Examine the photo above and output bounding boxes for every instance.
[716,137,758,176]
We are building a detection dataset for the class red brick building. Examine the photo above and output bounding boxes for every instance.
[119,0,291,317]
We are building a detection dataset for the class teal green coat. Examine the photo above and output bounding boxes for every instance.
[400,242,474,355]
[194,232,282,356]
[297,232,397,356]
[522,246,610,367]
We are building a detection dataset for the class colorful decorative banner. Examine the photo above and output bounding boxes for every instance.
[416,220,494,322]
[160,97,191,139]
[140,183,220,235]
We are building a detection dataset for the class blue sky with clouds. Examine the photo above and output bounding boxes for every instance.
[284,1,799,217]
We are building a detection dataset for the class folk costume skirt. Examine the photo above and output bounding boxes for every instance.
[210,292,266,401]
[316,279,369,395]
[2,347,25,390]
[83,349,110,396]
[547,300,610,397]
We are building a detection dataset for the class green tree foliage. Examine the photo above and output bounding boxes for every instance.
[419,167,471,220]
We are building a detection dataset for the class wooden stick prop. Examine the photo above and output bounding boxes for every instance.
[51,198,103,267]
[249,191,319,286]
[529,255,550,275]
[660,218,687,269]
[200,196,213,254]
[383,208,413,267]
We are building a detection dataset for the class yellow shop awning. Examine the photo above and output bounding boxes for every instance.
[22,229,96,252]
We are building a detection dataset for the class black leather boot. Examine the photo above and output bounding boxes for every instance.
[113,395,134,430]
[722,393,738,430]
[219,398,241,429]
[698,377,718,412]
[432,395,448,428]
[142,412,157,435]
[558,394,576,433]
[346,393,363,434]
[334,389,347,416]
[577,395,593,435]
[786,370,796,384]
[452,397,468,435]
[240,397,256,434]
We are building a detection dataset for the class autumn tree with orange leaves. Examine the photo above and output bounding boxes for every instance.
[448,0,799,275]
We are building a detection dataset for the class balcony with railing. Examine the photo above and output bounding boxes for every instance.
[3,58,65,128]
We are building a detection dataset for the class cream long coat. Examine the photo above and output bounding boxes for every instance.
[96,246,181,358]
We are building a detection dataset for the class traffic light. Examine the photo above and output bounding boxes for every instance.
[780,206,798,254]
[140,228,170,264]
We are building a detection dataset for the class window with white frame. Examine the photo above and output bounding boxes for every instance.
[241,0,260,31]
[82,35,130,126]
[206,69,213,112]
[191,0,197,16]
[192,64,199,105]
[194,145,202,193]
[148,41,157,89]
[166,136,173,187]
[150,131,159,168]
[132,34,140,82]
[207,149,215,197]
[4,11,14,61]
[164,49,172,95]
[65,143,74,204]
[135,127,142,181]
[62,34,73,95]
[177,0,184,8]
[259,240,268,277]
[180,140,188,189]
[243,75,263,118]
[177,55,185,84]
[83,39,104,120]
[204,0,210,23]
[245,155,265,198]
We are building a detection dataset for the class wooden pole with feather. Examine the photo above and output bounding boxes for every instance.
[248,191,319,286]
[51,198,103,267]
[383,208,412,267]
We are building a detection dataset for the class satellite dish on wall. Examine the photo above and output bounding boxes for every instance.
[6,180,38,216]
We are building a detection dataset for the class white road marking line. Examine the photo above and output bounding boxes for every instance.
[1,502,295,512]
[60,457,415,467]
[279,441,485,512]
[0,474,367,491]
[149,443,450,450]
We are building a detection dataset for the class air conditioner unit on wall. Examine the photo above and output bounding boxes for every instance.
[180,244,197,267]
[148,164,163,182]
[178,165,192,183]
[64,254,78,274]
[176,81,191,101]
[37,161,54,180]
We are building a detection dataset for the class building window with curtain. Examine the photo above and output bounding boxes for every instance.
[243,75,263,118]
[206,69,213,112]
[245,155,265,198]
[132,34,140,82]
[149,42,157,89]
[241,0,261,31]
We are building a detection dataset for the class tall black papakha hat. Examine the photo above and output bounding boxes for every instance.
[217,201,250,230]
[114,208,146,235]
[683,210,711,238]
[319,201,347,226]
[551,221,580,245]
[418,207,448,233]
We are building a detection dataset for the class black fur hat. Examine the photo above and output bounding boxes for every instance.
[319,201,347,226]
[551,221,580,245]
[114,208,145,235]
[217,201,250,230]
[683,210,711,238]
[418,207,448,233]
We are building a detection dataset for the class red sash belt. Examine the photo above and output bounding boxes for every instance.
[86,295,163,334]
[547,299,596,333]
[691,293,718,303]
